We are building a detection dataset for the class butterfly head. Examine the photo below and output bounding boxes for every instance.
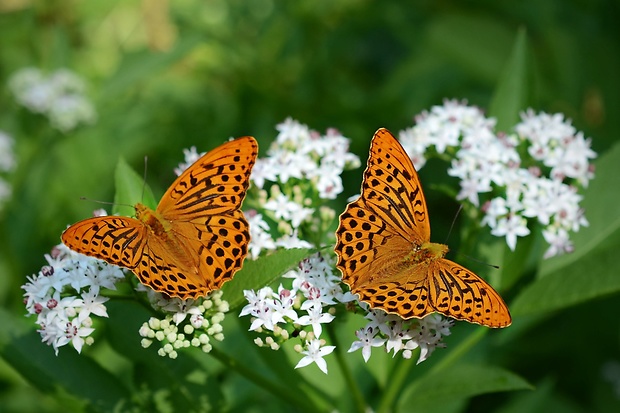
[135,203,170,236]
[421,241,449,259]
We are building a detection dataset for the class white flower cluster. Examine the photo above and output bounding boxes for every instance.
[246,118,361,258]
[240,254,355,374]
[349,311,453,364]
[0,131,16,210]
[252,118,361,199]
[9,67,96,132]
[22,244,125,355]
[138,290,229,359]
[399,99,596,257]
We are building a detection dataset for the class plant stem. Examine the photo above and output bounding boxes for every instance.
[376,353,416,413]
[428,327,488,375]
[326,323,367,413]
[209,346,320,412]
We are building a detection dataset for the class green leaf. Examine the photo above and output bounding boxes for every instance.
[511,142,620,316]
[100,34,203,99]
[221,248,314,310]
[1,331,129,412]
[112,157,156,216]
[425,13,516,83]
[488,27,530,131]
[397,364,533,412]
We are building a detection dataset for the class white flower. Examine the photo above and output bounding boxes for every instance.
[250,158,279,189]
[348,326,386,362]
[542,227,574,259]
[349,306,452,364]
[77,288,109,322]
[263,193,314,228]
[490,214,530,251]
[246,212,276,258]
[57,320,95,354]
[384,320,409,355]
[48,94,96,132]
[174,146,205,175]
[23,241,125,355]
[274,230,313,249]
[251,118,359,200]
[295,339,336,374]
[314,166,344,200]
[268,286,299,324]
[242,287,277,331]
[9,67,97,132]
[296,303,334,338]
[399,102,594,257]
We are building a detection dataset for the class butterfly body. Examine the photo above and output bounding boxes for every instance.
[134,202,202,277]
[335,129,511,328]
[62,136,258,299]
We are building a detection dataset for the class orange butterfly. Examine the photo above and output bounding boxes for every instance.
[335,129,511,328]
[62,136,258,299]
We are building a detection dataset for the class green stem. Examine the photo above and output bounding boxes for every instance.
[326,323,366,413]
[428,327,488,375]
[238,323,334,410]
[209,346,319,413]
[376,354,416,413]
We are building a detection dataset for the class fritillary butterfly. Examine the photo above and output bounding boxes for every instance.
[335,129,511,328]
[62,136,258,299]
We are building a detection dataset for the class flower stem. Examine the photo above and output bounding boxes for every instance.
[428,327,488,375]
[209,346,320,412]
[376,353,416,413]
[326,323,367,413]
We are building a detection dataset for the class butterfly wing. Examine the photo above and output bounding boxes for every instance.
[63,137,257,299]
[144,136,257,298]
[344,257,512,327]
[61,216,147,269]
[157,136,258,218]
[361,128,431,244]
[336,128,431,289]
[335,128,511,327]
[145,209,251,297]
[428,259,512,327]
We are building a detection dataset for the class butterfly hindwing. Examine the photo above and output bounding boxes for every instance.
[354,269,434,320]
[428,259,511,328]
[166,209,251,293]
[132,238,197,296]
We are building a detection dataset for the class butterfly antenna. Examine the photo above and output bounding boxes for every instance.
[79,197,116,206]
[457,252,500,270]
[445,204,500,270]
[443,204,464,244]
[79,197,134,212]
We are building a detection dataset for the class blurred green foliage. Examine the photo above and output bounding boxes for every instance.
[0,0,619,412]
